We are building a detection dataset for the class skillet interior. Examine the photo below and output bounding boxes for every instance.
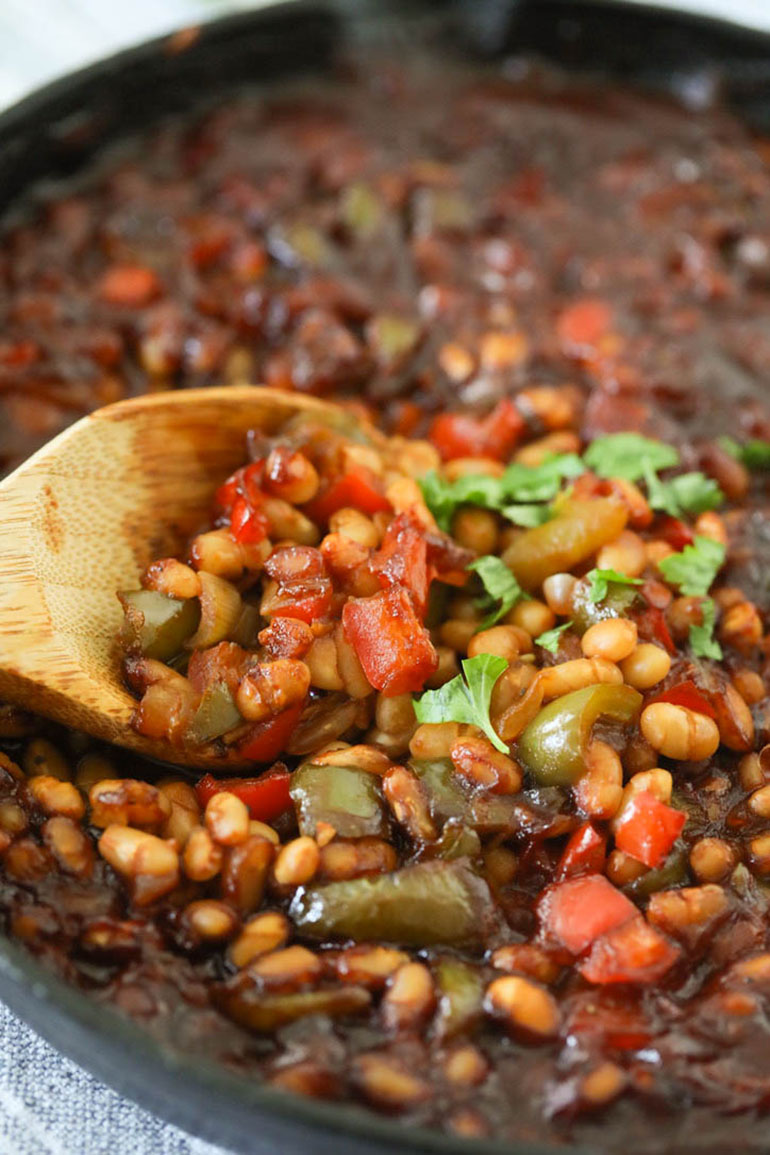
[1,2,770,1152]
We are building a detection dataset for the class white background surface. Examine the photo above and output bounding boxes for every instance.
[1,0,770,110]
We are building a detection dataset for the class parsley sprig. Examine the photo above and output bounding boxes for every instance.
[658,536,726,597]
[413,653,508,753]
[689,597,722,660]
[468,556,528,629]
[535,620,574,653]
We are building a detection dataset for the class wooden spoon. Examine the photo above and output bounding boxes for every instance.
[0,386,378,770]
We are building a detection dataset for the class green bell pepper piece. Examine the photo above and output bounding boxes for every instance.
[571,577,640,633]
[409,758,537,838]
[290,762,388,840]
[187,682,242,744]
[289,859,497,948]
[433,819,482,861]
[118,589,200,661]
[625,841,688,900]
[434,958,484,1040]
[518,684,642,787]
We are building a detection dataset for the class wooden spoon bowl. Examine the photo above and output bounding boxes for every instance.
[0,386,373,769]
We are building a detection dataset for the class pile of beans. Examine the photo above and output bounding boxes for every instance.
[1,52,770,1153]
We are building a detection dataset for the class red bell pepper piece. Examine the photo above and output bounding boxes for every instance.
[614,791,686,869]
[429,398,525,463]
[649,679,716,718]
[342,587,438,696]
[636,605,676,655]
[196,763,292,822]
[370,513,433,616]
[229,495,269,545]
[262,546,333,623]
[236,702,304,764]
[556,297,612,355]
[557,822,607,880]
[304,465,391,524]
[656,515,694,552]
[578,916,681,985]
[537,875,637,956]
[215,461,264,514]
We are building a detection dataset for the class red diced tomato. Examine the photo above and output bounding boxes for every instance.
[215,461,264,514]
[557,822,607,880]
[263,545,332,622]
[578,916,681,985]
[196,763,292,821]
[564,992,653,1050]
[429,398,525,463]
[537,875,638,956]
[370,512,433,616]
[230,495,269,544]
[236,702,304,764]
[342,587,438,696]
[656,515,694,551]
[614,791,686,869]
[556,297,612,354]
[305,466,391,523]
[650,679,716,718]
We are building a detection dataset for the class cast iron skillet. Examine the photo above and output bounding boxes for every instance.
[1,2,770,1152]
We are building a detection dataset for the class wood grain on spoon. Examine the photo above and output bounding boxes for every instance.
[0,386,375,769]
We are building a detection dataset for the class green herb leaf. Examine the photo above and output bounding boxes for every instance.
[419,471,461,532]
[501,503,554,527]
[413,653,508,753]
[689,597,722,660]
[535,620,574,654]
[643,462,724,518]
[658,535,726,597]
[586,568,644,605]
[718,436,770,470]
[468,556,527,628]
[584,433,680,482]
[500,454,584,503]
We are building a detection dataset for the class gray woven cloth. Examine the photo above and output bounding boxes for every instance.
[0,1002,226,1155]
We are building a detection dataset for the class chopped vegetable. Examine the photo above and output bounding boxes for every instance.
[557,822,606,879]
[196,765,292,822]
[649,679,716,717]
[688,597,722,659]
[643,465,724,518]
[343,588,437,696]
[518,684,642,786]
[719,436,770,469]
[413,653,508,753]
[658,535,726,597]
[578,917,680,985]
[289,859,498,947]
[290,761,388,839]
[468,555,527,628]
[118,590,200,661]
[584,433,679,482]
[537,875,637,955]
[535,620,574,654]
[371,513,432,614]
[237,703,305,763]
[586,568,643,605]
[613,792,687,869]
[434,958,485,1039]
[187,682,242,743]
[305,465,391,524]
[505,498,628,590]
[429,399,525,462]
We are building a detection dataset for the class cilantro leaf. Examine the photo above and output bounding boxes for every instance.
[418,471,457,532]
[584,433,680,482]
[500,454,584,503]
[643,462,724,518]
[586,568,644,604]
[413,653,508,753]
[658,535,726,597]
[501,503,553,527]
[689,597,722,660]
[718,436,770,470]
[468,556,527,628]
[535,620,574,654]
